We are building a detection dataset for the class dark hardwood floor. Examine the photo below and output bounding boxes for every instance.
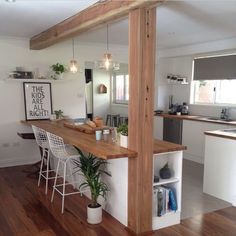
[0,165,236,236]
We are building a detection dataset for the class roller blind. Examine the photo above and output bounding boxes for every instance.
[193,54,236,80]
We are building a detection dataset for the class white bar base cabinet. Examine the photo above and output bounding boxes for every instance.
[152,151,183,230]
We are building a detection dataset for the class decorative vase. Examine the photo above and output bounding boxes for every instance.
[120,134,128,148]
[87,204,102,224]
[159,162,171,179]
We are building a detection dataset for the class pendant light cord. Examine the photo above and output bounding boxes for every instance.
[107,24,109,52]
[72,38,75,59]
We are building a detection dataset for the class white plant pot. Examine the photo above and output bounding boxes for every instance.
[53,73,63,80]
[57,73,63,80]
[87,204,102,224]
[120,134,128,148]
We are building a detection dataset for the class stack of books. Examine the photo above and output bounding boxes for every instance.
[153,186,177,217]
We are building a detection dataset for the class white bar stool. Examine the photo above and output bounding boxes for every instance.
[32,125,54,195]
[46,131,87,214]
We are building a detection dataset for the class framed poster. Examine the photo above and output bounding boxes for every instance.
[23,82,52,121]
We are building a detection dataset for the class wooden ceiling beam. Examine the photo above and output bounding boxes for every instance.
[30,0,162,50]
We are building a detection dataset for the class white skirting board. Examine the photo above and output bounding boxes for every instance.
[0,156,40,168]
[183,152,203,164]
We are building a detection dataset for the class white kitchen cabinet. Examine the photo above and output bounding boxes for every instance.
[182,120,228,164]
[182,120,206,163]
[154,116,163,140]
[204,135,236,204]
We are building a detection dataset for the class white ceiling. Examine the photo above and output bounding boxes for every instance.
[0,0,98,38]
[1,1,236,49]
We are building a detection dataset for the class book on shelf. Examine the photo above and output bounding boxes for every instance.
[153,186,177,217]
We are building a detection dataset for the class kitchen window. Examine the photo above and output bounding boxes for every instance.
[113,74,129,104]
[192,54,236,105]
[193,80,236,105]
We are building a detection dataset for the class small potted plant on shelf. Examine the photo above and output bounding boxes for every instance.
[54,110,63,119]
[51,63,67,80]
[117,124,128,148]
[73,148,111,224]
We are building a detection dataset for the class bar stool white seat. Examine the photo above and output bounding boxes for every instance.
[46,131,87,214]
[32,125,53,195]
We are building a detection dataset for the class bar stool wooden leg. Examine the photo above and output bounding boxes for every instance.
[106,115,110,126]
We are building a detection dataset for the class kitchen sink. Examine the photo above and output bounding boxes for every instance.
[222,129,236,134]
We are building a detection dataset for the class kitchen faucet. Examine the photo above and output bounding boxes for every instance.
[220,108,230,120]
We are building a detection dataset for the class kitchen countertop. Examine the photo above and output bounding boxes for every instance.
[204,129,236,141]
[21,120,186,159]
[155,113,236,126]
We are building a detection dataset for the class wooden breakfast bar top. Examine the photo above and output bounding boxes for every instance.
[22,120,137,160]
[21,120,186,159]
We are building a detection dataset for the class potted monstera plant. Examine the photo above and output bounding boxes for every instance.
[73,148,111,224]
[117,124,128,148]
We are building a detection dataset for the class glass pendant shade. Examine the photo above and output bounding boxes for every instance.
[102,24,113,71]
[69,38,78,73]
[70,59,78,73]
[103,53,112,70]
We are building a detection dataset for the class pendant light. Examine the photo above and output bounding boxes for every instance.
[103,24,112,71]
[70,38,78,73]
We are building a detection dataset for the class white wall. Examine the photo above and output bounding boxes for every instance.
[0,37,129,167]
[92,69,111,120]
[4,34,236,167]
[85,62,111,120]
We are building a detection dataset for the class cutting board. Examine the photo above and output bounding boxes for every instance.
[64,122,109,134]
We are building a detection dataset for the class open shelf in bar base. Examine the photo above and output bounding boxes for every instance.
[152,211,181,230]
[152,151,183,230]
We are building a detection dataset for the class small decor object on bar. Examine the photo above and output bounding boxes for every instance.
[117,124,128,148]
[54,110,63,120]
[23,82,52,121]
[73,148,111,224]
[159,162,171,179]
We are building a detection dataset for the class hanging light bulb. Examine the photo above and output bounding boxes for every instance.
[69,38,78,73]
[104,53,112,70]
[70,59,78,73]
[102,24,112,71]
